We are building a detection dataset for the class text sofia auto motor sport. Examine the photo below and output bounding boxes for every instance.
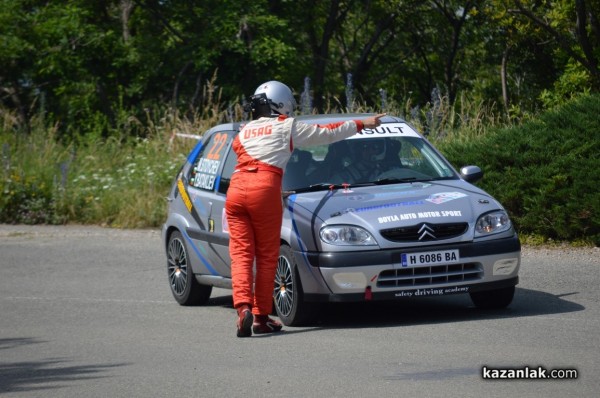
[161,114,521,326]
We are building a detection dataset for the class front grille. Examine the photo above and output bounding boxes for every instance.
[377,263,482,288]
[380,222,468,242]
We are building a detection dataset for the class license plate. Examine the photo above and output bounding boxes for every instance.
[401,249,460,267]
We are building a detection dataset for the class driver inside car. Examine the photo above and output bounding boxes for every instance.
[331,138,390,183]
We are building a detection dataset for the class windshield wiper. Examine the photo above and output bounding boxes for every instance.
[292,177,435,192]
[292,183,350,193]
[373,177,432,185]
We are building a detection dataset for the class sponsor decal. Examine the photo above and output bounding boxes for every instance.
[379,213,417,222]
[352,200,426,213]
[378,210,463,224]
[177,178,205,229]
[190,158,220,190]
[426,191,467,204]
[189,132,229,191]
[177,179,193,212]
[394,286,469,297]
[332,200,426,217]
[351,123,420,138]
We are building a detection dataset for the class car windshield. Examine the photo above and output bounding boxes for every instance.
[282,135,457,191]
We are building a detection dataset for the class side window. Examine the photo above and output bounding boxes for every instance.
[217,145,238,195]
[188,131,233,191]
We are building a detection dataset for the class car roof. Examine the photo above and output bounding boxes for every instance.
[203,113,408,136]
[293,113,406,124]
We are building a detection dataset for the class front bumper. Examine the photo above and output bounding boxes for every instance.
[305,277,518,302]
[297,235,521,302]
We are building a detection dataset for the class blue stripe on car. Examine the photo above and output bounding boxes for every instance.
[287,194,317,278]
[310,189,335,248]
[180,223,220,276]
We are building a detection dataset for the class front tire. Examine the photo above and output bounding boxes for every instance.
[469,286,515,309]
[273,245,319,326]
[167,230,212,305]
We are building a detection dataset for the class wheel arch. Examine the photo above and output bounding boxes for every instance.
[163,213,192,252]
[279,239,331,298]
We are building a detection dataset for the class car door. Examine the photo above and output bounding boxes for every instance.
[185,129,237,277]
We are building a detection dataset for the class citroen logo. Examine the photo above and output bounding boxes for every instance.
[418,224,436,240]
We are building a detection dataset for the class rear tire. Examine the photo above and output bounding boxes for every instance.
[469,286,515,309]
[167,231,212,305]
[273,245,319,326]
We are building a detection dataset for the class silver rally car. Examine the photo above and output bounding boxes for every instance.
[162,114,521,326]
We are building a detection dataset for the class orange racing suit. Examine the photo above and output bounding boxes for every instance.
[225,115,366,316]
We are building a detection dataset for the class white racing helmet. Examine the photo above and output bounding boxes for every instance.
[253,81,297,116]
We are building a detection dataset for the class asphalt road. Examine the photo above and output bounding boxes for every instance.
[0,224,598,398]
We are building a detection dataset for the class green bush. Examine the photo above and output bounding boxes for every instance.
[0,114,199,228]
[0,171,60,224]
[438,94,600,245]
[1,126,68,224]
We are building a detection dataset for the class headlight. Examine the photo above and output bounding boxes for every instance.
[475,211,511,236]
[320,225,377,246]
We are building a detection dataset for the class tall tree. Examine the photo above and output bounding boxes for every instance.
[332,0,402,107]
[429,0,480,103]
[507,0,600,98]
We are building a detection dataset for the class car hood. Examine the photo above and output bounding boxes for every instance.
[289,180,499,229]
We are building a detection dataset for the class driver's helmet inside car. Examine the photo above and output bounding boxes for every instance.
[353,138,387,163]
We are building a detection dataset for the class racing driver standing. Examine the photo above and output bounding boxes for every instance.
[226,80,385,337]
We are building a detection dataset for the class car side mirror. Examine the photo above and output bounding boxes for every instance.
[460,165,483,183]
